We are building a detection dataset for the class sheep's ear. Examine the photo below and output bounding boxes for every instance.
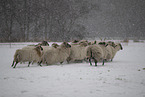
[114,45,117,48]
[105,44,108,47]
[63,42,67,44]
[98,42,102,45]
[99,42,105,45]
[94,41,97,44]
[40,46,43,51]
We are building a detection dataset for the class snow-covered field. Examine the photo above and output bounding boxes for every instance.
[0,42,145,97]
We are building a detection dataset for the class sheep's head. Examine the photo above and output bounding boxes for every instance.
[35,45,43,51]
[115,43,123,51]
[62,42,71,48]
[79,41,88,47]
[72,40,79,43]
[34,45,43,57]
[93,41,97,44]
[98,42,108,47]
[52,43,59,48]
[41,40,49,46]
[107,41,116,48]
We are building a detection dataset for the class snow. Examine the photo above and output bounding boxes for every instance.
[0,42,145,97]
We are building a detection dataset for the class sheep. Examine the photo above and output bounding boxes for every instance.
[111,43,123,61]
[86,41,115,66]
[86,44,104,66]
[41,42,71,65]
[66,42,88,63]
[104,44,115,61]
[98,42,110,59]
[11,46,43,68]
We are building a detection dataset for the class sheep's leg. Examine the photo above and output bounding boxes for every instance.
[111,59,113,61]
[28,62,31,67]
[89,58,92,66]
[60,62,63,64]
[94,59,97,66]
[38,61,42,67]
[66,57,71,64]
[102,60,105,66]
[11,61,15,67]
[13,62,18,68]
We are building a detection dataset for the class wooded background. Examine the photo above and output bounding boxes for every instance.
[0,0,145,42]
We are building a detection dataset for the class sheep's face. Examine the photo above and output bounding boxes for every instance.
[79,42,88,47]
[62,42,71,48]
[119,43,123,50]
[35,46,43,57]
[99,42,108,47]
[115,43,123,51]
[52,43,59,48]
[41,41,49,46]
[72,40,79,43]
[108,41,116,48]
[36,45,43,51]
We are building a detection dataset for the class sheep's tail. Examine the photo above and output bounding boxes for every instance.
[14,53,20,62]
[12,52,20,68]
[89,50,93,66]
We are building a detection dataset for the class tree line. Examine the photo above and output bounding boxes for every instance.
[0,0,97,42]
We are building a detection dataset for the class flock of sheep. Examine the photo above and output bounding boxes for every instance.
[11,40,123,68]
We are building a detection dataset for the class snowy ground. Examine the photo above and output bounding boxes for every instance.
[0,42,145,97]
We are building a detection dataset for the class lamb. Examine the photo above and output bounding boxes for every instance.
[41,42,71,65]
[86,44,104,66]
[11,46,43,68]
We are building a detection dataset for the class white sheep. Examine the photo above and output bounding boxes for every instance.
[98,42,110,61]
[11,46,43,68]
[111,43,123,61]
[104,45,114,61]
[41,42,71,65]
[66,43,88,63]
[86,44,104,66]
